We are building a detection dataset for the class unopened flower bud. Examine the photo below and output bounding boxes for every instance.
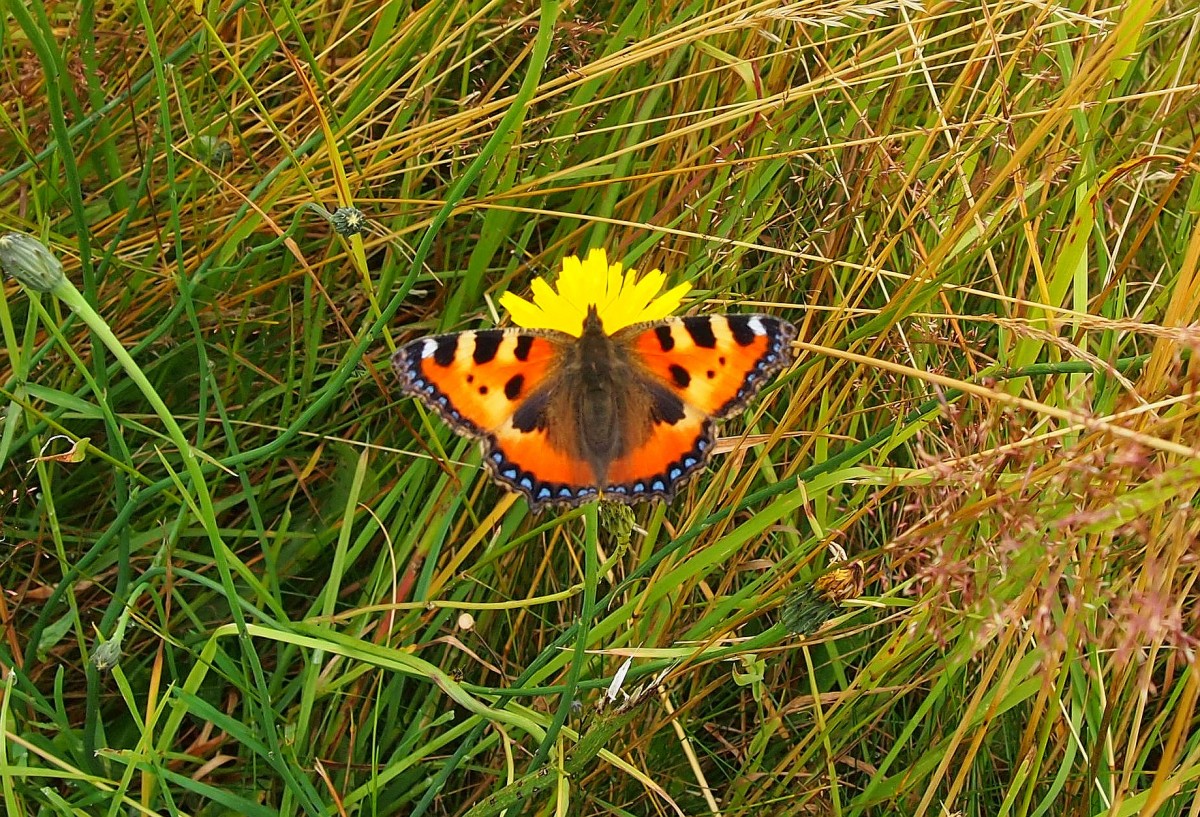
[303,203,368,236]
[0,233,66,293]
[782,562,864,636]
[599,501,635,547]
[92,637,122,671]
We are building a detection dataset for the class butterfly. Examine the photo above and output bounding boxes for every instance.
[392,308,796,510]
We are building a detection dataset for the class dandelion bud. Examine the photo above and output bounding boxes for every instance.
[194,135,232,167]
[0,232,66,293]
[303,203,368,236]
[599,500,635,547]
[91,636,122,671]
[781,562,864,635]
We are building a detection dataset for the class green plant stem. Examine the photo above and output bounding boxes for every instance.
[529,504,600,770]
[49,280,210,504]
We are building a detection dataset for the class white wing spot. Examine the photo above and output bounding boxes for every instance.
[747,317,766,335]
[420,339,438,359]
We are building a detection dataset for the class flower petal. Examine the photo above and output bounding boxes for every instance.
[578,250,612,312]
[597,260,627,316]
[557,254,588,311]
[499,291,548,329]
[641,281,692,322]
[528,276,554,306]
[624,268,667,311]
[499,251,690,336]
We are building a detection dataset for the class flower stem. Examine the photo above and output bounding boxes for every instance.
[53,282,194,465]
[49,278,232,563]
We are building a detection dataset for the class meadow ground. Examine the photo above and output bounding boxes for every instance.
[2,0,1200,815]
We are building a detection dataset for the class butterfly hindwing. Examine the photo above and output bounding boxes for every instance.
[602,396,714,500]
[486,370,709,508]
[392,328,567,436]
[622,314,797,418]
[488,415,600,506]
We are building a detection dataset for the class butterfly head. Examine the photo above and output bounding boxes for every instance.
[580,304,606,335]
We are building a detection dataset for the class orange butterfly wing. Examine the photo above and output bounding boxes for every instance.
[602,315,795,498]
[392,328,597,504]
[625,315,796,418]
[394,315,794,510]
[393,329,559,433]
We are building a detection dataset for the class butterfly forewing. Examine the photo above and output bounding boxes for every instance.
[393,328,602,507]
[620,315,796,418]
[392,328,567,435]
[593,314,795,501]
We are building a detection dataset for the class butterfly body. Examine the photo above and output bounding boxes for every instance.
[393,310,795,510]
[562,310,629,475]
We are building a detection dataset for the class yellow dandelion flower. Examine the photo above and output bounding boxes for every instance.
[498,249,691,337]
